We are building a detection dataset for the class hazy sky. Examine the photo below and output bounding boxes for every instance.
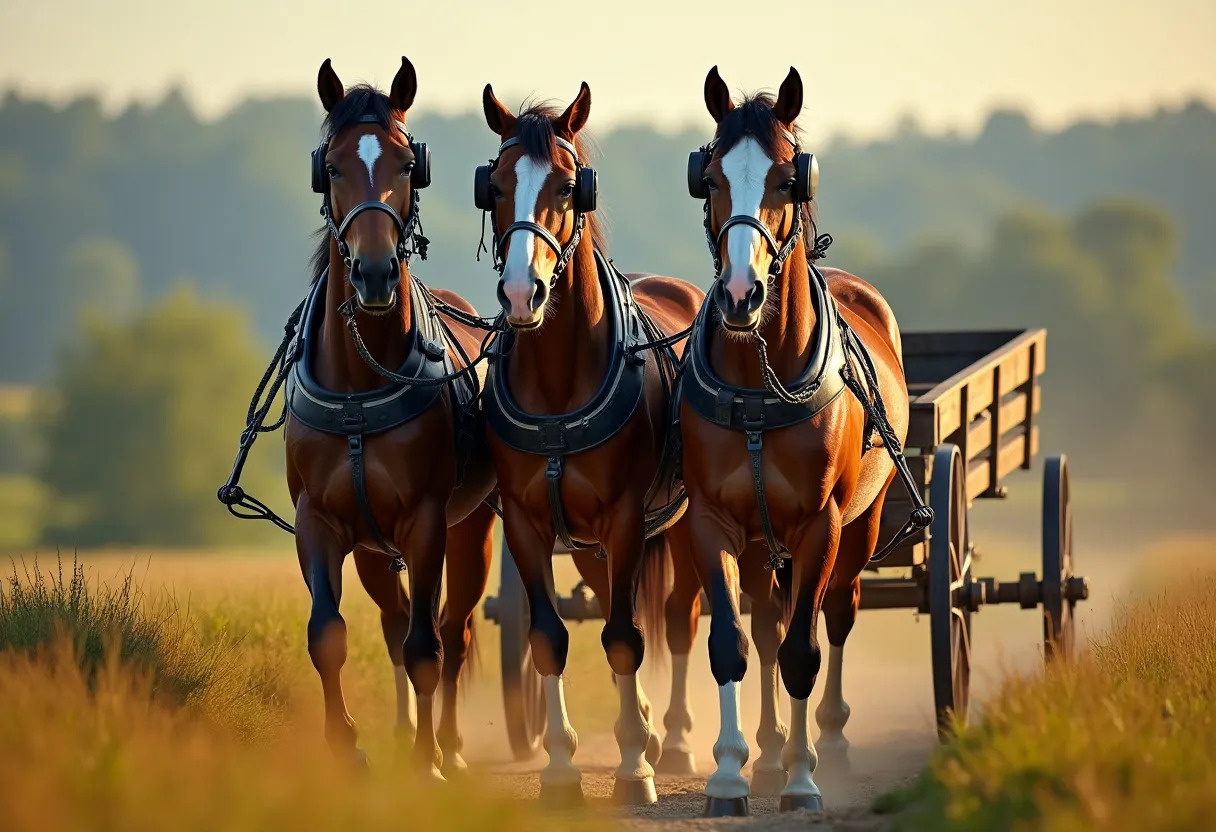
[2,0,1213,139]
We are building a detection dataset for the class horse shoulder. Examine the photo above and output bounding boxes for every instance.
[627,273,705,333]
[822,267,903,367]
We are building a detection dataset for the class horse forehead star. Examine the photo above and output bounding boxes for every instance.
[503,154,554,278]
[356,134,382,187]
[720,137,771,218]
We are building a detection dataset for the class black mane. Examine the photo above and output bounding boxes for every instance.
[715,93,798,160]
[506,100,608,253]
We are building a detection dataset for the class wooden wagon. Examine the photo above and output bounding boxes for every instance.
[483,328,1089,757]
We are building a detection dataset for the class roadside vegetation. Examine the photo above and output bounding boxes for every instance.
[879,571,1216,831]
[0,557,605,832]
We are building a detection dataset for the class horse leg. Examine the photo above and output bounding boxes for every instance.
[399,500,448,782]
[296,509,362,766]
[353,546,415,754]
[437,502,495,778]
[777,502,843,814]
[505,505,580,804]
[657,526,701,775]
[677,507,750,815]
[601,505,659,805]
[816,479,889,769]
[740,547,789,797]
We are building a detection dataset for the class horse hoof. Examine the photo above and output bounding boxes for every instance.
[779,794,824,813]
[539,781,584,808]
[704,796,750,817]
[413,763,447,785]
[750,767,787,797]
[817,740,851,772]
[654,748,696,775]
[613,776,658,806]
[441,753,469,779]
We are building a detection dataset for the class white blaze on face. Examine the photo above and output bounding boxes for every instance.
[357,134,382,187]
[720,137,773,305]
[502,153,553,316]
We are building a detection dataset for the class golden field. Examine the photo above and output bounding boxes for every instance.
[880,541,1216,831]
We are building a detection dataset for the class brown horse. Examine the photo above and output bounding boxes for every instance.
[284,58,497,780]
[678,67,910,815]
[477,83,703,805]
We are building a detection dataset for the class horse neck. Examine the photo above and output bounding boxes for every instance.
[508,234,610,413]
[317,241,413,393]
[711,248,817,388]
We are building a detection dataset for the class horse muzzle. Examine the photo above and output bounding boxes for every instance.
[350,254,401,312]
[497,273,549,329]
[712,272,767,332]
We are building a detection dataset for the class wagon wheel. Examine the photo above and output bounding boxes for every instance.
[928,444,972,742]
[499,540,546,760]
[1042,455,1076,661]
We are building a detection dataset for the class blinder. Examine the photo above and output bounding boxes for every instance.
[311,114,431,194]
[687,129,818,278]
[474,136,598,213]
[686,138,817,202]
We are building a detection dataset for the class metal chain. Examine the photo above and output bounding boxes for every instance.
[337,296,503,389]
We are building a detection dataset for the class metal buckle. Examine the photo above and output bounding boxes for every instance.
[539,422,567,452]
[745,430,763,453]
[546,456,563,480]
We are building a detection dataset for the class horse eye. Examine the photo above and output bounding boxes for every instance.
[400,163,414,178]
[326,163,340,179]
[778,179,795,193]
[559,182,575,198]
[704,177,718,192]
[489,184,502,200]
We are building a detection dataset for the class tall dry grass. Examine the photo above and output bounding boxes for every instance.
[0,558,607,832]
[879,571,1216,831]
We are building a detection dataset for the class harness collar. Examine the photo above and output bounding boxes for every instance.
[684,263,846,433]
[486,249,645,456]
[286,268,455,436]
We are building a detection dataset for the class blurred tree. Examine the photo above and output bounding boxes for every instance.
[39,286,283,546]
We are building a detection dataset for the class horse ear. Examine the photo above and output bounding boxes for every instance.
[389,56,418,113]
[704,66,734,124]
[555,82,592,137]
[774,66,803,126]
[317,59,345,114]
[483,84,516,136]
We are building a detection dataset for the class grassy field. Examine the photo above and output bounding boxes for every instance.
[0,553,612,832]
[878,562,1216,831]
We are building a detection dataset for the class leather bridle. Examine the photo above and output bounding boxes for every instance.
[699,130,806,280]
[319,115,429,272]
[482,136,587,284]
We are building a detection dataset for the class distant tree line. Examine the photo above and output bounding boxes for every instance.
[0,90,1212,546]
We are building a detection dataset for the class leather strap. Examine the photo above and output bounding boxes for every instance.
[343,407,406,572]
[545,456,601,556]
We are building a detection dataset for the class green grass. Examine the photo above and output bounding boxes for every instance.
[877,572,1216,831]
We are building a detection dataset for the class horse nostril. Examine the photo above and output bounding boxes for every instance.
[530,278,547,312]
[746,281,766,314]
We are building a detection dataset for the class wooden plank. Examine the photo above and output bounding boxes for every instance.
[905,329,1046,448]
[997,425,1039,482]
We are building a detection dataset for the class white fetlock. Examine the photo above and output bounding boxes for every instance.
[539,676,581,787]
[814,644,851,757]
[780,697,822,811]
[705,682,750,799]
[751,662,789,796]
